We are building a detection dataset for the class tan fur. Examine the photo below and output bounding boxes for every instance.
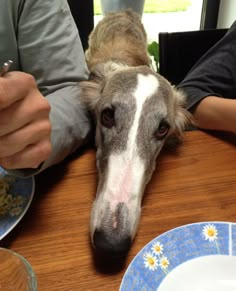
[85,9,150,70]
[79,9,195,255]
[82,10,194,135]
[172,87,195,136]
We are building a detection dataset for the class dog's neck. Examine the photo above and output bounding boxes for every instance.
[86,38,151,71]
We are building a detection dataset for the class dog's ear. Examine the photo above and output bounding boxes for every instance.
[172,87,195,137]
[79,62,126,110]
[79,79,103,111]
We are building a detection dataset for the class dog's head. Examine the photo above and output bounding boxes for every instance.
[80,63,192,256]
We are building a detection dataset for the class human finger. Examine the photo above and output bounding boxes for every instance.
[0,119,52,158]
[0,139,52,169]
[0,72,36,110]
[0,92,50,136]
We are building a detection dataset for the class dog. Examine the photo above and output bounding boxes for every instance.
[80,9,192,256]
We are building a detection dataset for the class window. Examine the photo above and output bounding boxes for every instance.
[142,0,204,42]
[94,0,205,42]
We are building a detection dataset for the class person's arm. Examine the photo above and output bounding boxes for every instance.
[3,0,92,176]
[178,21,236,134]
[193,96,236,133]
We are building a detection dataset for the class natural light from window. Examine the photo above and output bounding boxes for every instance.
[94,0,204,42]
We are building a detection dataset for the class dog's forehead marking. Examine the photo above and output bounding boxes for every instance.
[102,73,159,211]
[127,73,159,152]
[134,73,159,101]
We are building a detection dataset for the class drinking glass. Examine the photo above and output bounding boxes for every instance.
[0,247,37,291]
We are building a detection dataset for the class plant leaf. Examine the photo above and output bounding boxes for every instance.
[148,41,159,72]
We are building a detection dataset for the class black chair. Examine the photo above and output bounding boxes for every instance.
[67,0,94,51]
[158,29,227,85]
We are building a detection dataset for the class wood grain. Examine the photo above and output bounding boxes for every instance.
[1,130,236,290]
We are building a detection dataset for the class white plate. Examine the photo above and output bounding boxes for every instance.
[0,167,35,240]
[120,222,236,290]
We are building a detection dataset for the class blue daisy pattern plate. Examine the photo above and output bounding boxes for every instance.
[120,222,236,290]
[0,167,35,240]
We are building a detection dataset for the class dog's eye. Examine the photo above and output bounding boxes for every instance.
[101,108,115,128]
[155,121,170,139]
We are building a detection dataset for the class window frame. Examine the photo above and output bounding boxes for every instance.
[200,0,221,29]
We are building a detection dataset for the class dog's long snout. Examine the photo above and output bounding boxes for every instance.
[92,203,133,256]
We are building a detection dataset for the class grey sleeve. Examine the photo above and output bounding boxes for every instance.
[178,22,236,111]
[8,0,92,177]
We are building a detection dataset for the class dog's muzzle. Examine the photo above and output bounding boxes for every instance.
[92,203,132,257]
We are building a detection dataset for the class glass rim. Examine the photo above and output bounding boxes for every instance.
[0,247,37,290]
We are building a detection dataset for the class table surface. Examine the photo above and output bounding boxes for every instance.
[1,130,236,291]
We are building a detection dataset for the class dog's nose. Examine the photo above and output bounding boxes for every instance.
[93,230,131,257]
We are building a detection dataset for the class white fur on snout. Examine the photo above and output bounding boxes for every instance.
[102,74,159,210]
[106,154,145,211]
[91,74,160,239]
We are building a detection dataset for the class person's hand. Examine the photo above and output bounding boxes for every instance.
[0,71,52,169]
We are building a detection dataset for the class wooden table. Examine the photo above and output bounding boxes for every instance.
[1,130,236,290]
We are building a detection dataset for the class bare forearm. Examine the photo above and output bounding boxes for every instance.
[193,96,236,133]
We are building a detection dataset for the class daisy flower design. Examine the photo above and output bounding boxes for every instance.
[202,224,218,242]
[152,241,164,256]
[143,252,158,271]
[202,224,220,254]
[160,256,170,271]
